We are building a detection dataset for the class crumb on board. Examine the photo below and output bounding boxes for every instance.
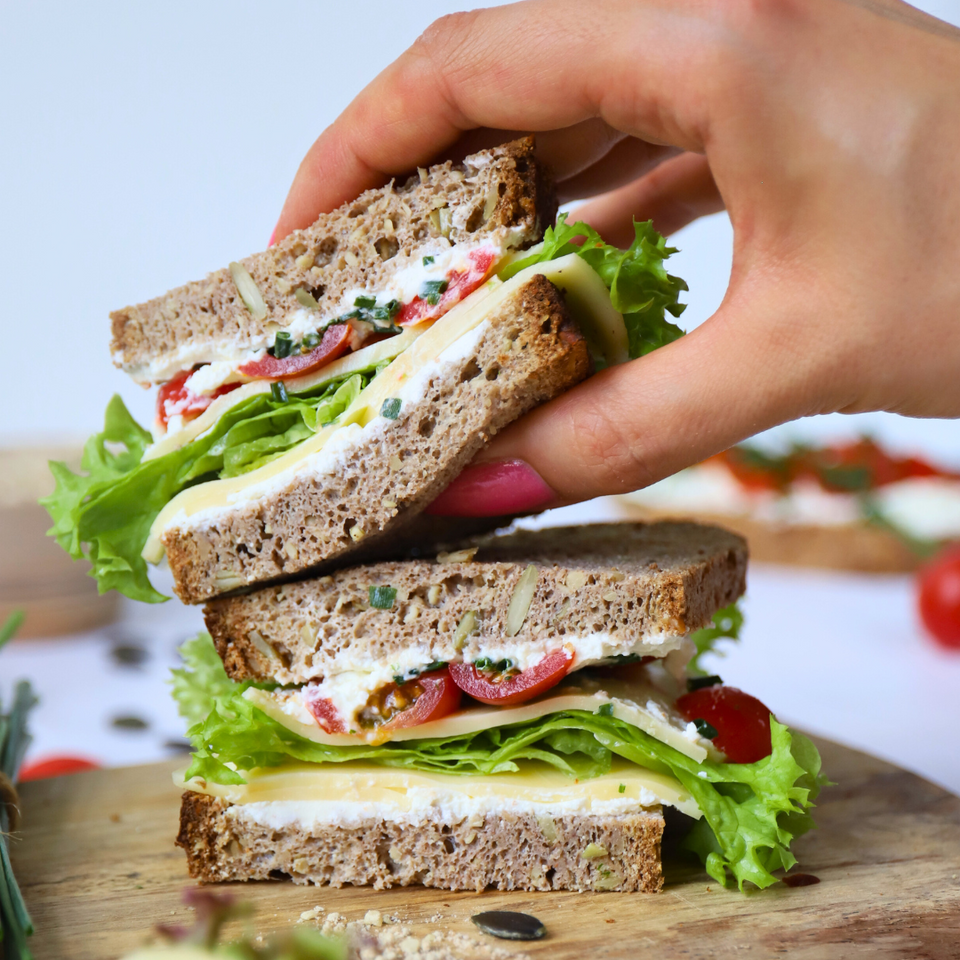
[297,907,532,960]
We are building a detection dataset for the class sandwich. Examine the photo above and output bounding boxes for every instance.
[173,521,825,893]
[618,438,960,573]
[43,138,688,604]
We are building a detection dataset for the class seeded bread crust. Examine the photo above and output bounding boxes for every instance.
[205,521,747,685]
[163,274,591,604]
[111,138,554,383]
[618,505,926,573]
[177,792,664,893]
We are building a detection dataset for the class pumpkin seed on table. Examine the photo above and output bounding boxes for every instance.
[471,911,546,941]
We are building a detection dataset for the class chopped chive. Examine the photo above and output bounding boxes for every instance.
[423,661,447,673]
[495,658,514,672]
[618,783,626,794]
[354,295,377,309]
[369,585,397,609]
[301,331,321,351]
[273,331,295,358]
[693,718,719,739]
[382,299,401,317]
[422,255,435,265]
[380,398,402,420]
[421,278,448,305]
[474,657,494,671]
[687,674,723,692]
[597,703,614,717]
[270,381,289,403]
[392,675,405,685]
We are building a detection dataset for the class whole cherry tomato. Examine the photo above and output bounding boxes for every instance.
[917,546,960,651]
[19,755,101,781]
[675,685,773,764]
[448,650,573,706]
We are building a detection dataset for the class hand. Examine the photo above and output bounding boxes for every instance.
[275,0,960,513]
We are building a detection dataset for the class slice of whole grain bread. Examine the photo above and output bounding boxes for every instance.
[205,520,747,685]
[164,273,591,604]
[111,138,553,384]
[177,791,664,893]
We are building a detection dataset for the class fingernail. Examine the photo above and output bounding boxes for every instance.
[426,459,555,517]
[268,225,278,247]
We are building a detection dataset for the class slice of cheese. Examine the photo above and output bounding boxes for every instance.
[175,756,701,820]
[142,254,625,562]
[245,670,714,762]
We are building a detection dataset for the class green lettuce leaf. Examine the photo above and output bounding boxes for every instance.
[175,634,823,890]
[41,372,371,603]
[688,602,744,677]
[169,632,239,728]
[500,214,687,360]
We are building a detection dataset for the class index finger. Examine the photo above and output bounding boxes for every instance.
[274,0,715,238]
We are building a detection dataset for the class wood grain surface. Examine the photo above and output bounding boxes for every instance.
[11,737,960,960]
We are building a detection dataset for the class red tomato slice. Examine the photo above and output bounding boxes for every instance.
[237,323,351,380]
[304,668,462,735]
[19,755,101,781]
[156,371,241,430]
[448,650,573,706]
[675,685,773,764]
[380,668,463,731]
[396,248,496,326]
[304,695,346,734]
[917,546,960,651]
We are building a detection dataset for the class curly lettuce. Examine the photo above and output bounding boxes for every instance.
[688,602,744,677]
[501,214,687,360]
[41,373,369,603]
[175,633,824,891]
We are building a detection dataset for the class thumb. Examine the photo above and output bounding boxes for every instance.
[427,289,834,516]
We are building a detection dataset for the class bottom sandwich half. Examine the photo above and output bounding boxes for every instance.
[172,522,825,895]
[177,761,668,893]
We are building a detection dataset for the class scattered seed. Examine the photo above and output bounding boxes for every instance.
[110,643,148,667]
[111,714,149,731]
[471,911,546,941]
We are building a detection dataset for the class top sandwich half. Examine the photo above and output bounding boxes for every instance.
[44,138,688,605]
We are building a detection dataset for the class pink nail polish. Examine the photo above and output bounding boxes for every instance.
[426,460,555,517]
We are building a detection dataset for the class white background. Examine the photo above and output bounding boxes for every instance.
[1,1,959,793]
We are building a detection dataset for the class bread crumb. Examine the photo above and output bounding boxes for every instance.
[298,905,324,922]
[364,910,383,927]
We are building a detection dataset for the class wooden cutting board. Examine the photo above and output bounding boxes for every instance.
[11,736,960,960]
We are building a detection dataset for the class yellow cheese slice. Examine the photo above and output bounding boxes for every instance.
[175,757,701,819]
[142,254,626,562]
[244,671,713,762]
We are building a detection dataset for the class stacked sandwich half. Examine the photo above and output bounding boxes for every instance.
[46,138,823,893]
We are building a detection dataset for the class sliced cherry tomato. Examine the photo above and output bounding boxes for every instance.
[237,323,351,380]
[917,546,960,651]
[396,248,496,326]
[19,755,101,781]
[675,685,773,764]
[156,371,241,430]
[448,650,573,706]
[304,695,346,734]
[379,668,462,731]
[305,668,462,735]
[713,450,788,493]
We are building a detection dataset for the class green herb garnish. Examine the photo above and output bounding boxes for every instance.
[422,255,435,266]
[301,331,321,351]
[421,279,448,305]
[270,381,289,403]
[618,783,626,794]
[597,703,614,717]
[369,585,397,609]
[1,610,37,960]
[687,675,723,692]
[273,331,295,359]
[380,398,402,420]
[354,295,377,309]
[693,718,719,739]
